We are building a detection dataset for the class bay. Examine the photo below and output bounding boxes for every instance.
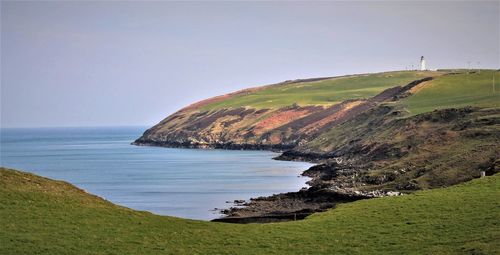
[0,127,312,220]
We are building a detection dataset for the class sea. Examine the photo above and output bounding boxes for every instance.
[0,127,313,220]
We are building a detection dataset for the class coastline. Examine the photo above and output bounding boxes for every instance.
[131,140,296,152]
[2,126,315,221]
[132,141,370,223]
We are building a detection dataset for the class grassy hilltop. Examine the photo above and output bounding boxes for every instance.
[135,70,498,150]
[397,71,500,115]
[201,71,437,109]
[1,167,499,254]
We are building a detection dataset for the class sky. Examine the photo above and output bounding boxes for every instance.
[1,1,499,128]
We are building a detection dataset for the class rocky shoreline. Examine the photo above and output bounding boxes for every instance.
[212,183,370,224]
[131,140,295,152]
[133,140,395,223]
[132,139,362,223]
[211,158,405,223]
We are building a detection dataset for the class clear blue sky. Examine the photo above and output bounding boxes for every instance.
[1,1,498,128]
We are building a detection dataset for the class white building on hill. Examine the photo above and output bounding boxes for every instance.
[420,56,426,71]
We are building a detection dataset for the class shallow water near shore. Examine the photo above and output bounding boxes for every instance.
[0,127,313,220]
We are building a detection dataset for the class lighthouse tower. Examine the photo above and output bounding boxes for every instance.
[420,56,426,71]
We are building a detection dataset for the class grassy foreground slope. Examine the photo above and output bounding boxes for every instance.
[1,167,499,254]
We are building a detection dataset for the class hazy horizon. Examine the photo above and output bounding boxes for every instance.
[2,1,499,128]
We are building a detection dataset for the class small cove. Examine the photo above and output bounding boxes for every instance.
[0,127,313,220]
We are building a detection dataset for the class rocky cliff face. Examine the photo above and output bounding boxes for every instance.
[134,74,434,150]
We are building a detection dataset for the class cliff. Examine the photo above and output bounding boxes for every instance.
[134,71,439,150]
[135,70,500,221]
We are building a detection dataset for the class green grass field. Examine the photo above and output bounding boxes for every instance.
[398,70,500,116]
[1,167,498,254]
[203,71,437,110]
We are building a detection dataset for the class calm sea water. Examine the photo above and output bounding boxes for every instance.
[0,127,312,220]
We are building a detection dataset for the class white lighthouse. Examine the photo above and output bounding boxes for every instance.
[420,56,426,71]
